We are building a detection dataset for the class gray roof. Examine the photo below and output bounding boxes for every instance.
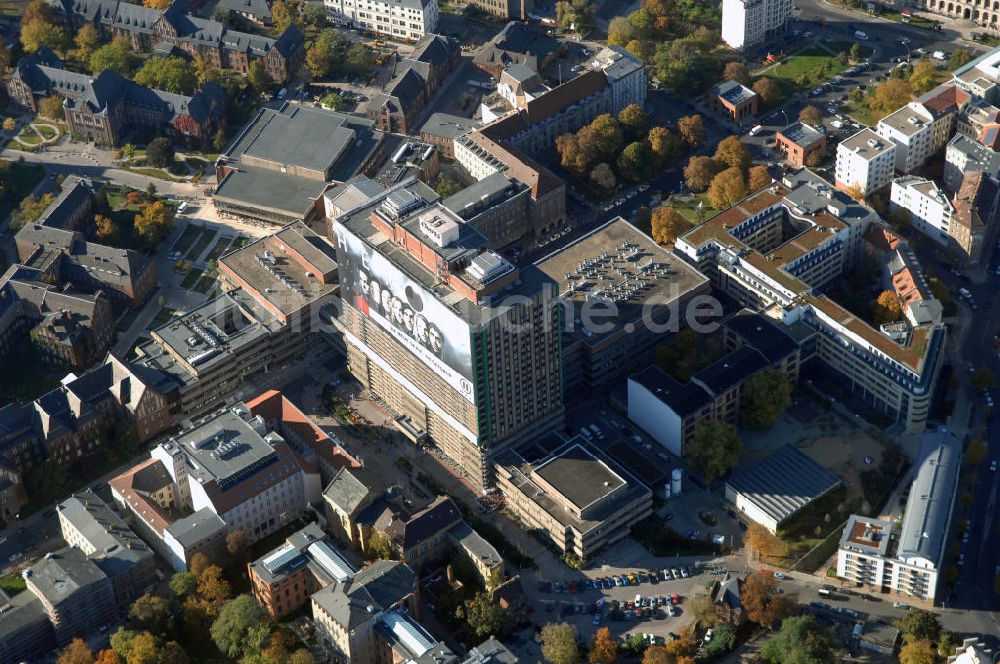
[714,574,741,609]
[588,46,644,83]
[312,560,415,629]
[323,467,371,514]
[442,172,521,218]
[216,0,271,20]
[25,547,109,606]
[629,366,711,417]
[726,445,842,526]
[0,591,52,656]
[712,79,756,105]
[896,430,961,567]
[165,507,227,547]
[57,490,153,577]
[461,637,518,664]
[448,522,502,570]
[419,112,479,140]
[778,121,825,148]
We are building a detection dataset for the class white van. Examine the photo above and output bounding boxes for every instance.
[854,30,868,40]
[749,125,764,136]
[818,588,832,597]
[176,201,189,215]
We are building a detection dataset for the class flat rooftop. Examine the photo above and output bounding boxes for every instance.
[533,443,626,512]
[879,106,929,137]
[726,445,842,526]
[897,430,961,566]
[419,112,479,141]
[142,290,281,381]
[215,103,382,219]
[839,514,892,556]
[219,221,338,318]
[778,121,825,148]
[164,405,278,488]
[26,548,106,605]
[839,128,893,161]
[496,435,651,534]
[533,217,709,343]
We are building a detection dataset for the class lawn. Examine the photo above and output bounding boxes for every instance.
[0,342,62,408]
[843,95,882,127]
[884,11,937,29]
[0,571,26,596]
[125,336,151,360]
[204,236,234,263]
[17,127,41,145]
[193,275,216,293]
[181,267,205,289]
[765,47,850,94]
[149,306,178,329]
[667,193,720,224]
[185,227,218,261]
[123,166,184,183]
[34,124,57,140]
[171,223,204,254]
[1,162,45,219]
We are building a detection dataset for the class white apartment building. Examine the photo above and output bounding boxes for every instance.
[889,176,954,245]
[836,128,896,196]
[877,106,935,173]
[325,0,438,40]
[150,403,321,543]
[587,46,647,114]
[721,0,793,49]
[836,431,960,604]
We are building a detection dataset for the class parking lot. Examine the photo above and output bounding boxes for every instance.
[530,562,721,644]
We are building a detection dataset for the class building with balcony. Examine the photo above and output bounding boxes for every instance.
[324,0,438,40]
[890,176,954,245]
[836,129,896,197]
[836,430,961,604]
[722,0,792,49]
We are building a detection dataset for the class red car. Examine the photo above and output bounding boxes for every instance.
[671,593,680,605]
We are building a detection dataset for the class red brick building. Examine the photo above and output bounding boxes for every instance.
[709,80,759,124]
[775,121,827,168]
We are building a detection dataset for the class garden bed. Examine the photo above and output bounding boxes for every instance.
[185,227,218,261]
[180,267,205,289]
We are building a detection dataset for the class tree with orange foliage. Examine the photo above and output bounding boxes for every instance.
[589,627,618,664]
[742,571,794,628]
[57,639,94,664]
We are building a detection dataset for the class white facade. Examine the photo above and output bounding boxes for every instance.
[626,377,683,457]
[889,177,953,245]
[455,136,504,181]
[588,46,647,114]
[324,0,438,40]
[722,0,792,49]
[837,545,940,603]
[835,129,896,196]
[876,106,933,173]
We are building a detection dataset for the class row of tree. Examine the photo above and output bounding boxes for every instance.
[556,105,685,194]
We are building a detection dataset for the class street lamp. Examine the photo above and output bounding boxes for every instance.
[780,109,790,126]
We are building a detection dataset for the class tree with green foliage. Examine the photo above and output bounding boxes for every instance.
[134,56,197,94]
[556,0,596,33]
[741,368,792,430]
[618,141,654,182]
[109,629,135,659]
[271,0,297,32]
[618,103,648,140]
[248,60,271,91]
[21,0,68,55]
[170,572,199,598]
[129,594,173,636]
[435,178,463,198]
[760,615,838,664]
[365,530,397,560]
[895,609,941,643]
[146,137,175,168]
[951,48,973,69]
[89,37,135,77]
[607,16,635,46]
[454,591,508,640]
[124,632,159,664]
[706,623,737,656]
[213,127,228,152]
[908,59,938,95]
[687,420,741,482]
[345,43,375,74]
[210,595,269,659]
[541,622,579,664]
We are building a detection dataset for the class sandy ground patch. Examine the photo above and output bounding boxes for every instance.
[795,433,884,503]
